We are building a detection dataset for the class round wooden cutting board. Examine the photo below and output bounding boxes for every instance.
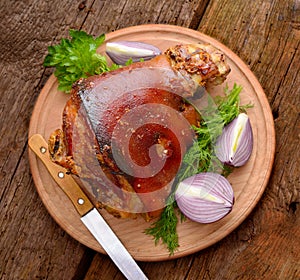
[28,24,275,261]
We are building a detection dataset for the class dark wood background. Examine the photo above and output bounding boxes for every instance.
[0,0,299,279]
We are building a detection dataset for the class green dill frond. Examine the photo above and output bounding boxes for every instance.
[145,83,253,254]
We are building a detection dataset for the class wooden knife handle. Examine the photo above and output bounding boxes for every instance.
[28,134,94,216]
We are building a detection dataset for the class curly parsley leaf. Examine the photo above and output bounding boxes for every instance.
[43,30,119,93]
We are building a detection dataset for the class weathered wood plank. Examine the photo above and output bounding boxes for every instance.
[0,0,96,279]
[193,0,300,278]
[79,0,210,35]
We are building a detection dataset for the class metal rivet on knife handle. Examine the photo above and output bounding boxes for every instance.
[78,198,85,205]
[58,171,65,179]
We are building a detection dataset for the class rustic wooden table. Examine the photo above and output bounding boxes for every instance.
[1,0,299,279]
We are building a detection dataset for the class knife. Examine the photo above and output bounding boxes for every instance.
[28,134,148,280]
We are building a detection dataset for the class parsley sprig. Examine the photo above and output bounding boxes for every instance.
[44,30,119,92]
[145,84,252,255]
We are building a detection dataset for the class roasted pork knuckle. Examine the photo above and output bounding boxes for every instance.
[48,43,231,220]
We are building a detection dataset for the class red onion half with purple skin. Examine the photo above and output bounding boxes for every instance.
[106,41,161,65]
[175,172,234,223]
[215,113,253,167]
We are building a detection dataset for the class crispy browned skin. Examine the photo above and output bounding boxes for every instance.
[165,44,231,86]
[48,43,230,220]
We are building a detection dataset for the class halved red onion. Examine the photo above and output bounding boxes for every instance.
[175,172,234,223]
[215,113,253,167]
[106,41,161,65]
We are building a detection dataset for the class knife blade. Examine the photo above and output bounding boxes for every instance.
[28,134,148,280]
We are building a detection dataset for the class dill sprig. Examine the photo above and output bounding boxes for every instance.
[145,83,252,254]
[144,193,179,255]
